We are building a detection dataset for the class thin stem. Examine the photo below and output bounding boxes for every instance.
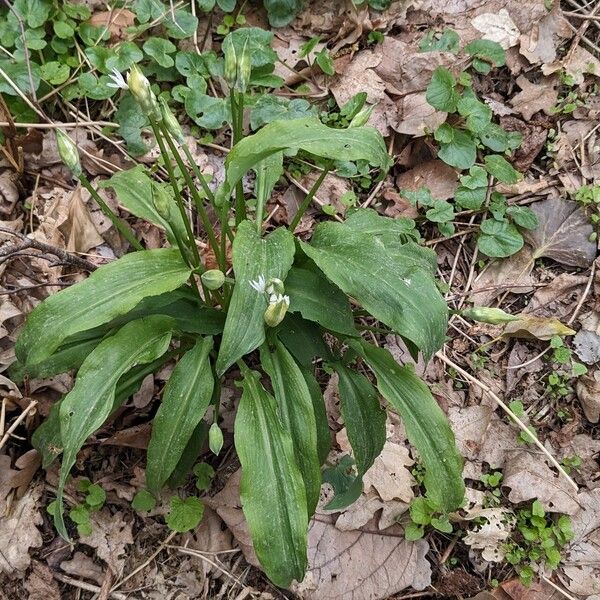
[254,160,269,235]
[289,167,330,232]
[230,90,246,224]
[181,143,216,205]
[79,174,143,251]
[150,120,202,265]
[158,121,224,271]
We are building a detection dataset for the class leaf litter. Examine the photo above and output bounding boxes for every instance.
[2,0,600,598]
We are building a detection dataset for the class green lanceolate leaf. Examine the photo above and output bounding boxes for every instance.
[285,267,356,336]
[99,166,188,246]
[16,249,191,367]
[344,208,419,244]
[334,363,386,477]
[349,340,464,512]
[301,367,331,465]
[217,117,391,203]
[146,337,214,494]
[234,367,308,588]
[261,340,321,516]
[216,221,295,375]
[300,221,447,360]
[54,316,175,539]
[278,313,330,367]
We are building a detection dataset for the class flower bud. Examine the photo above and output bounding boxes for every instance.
[55,129,82,177]
[265,277,284,296]
[159,97,184,144]
[223,43,238,90]
[349,105,374,128]
[127,64,160,120]
[209,422,224,456]
[263,294,290,328]
[462,306,520,325]
[236,43,251,93]
[201,269,225,290]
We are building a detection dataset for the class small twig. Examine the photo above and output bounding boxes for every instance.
[0,226,98,272]
[567,262,595,326]
[0,121,118,129]
[505,346,551,370]
[541,575,579,600]
[0,400,37,450]
[111,531,177,592]
[53,573,129,600]
[435,351,579,492]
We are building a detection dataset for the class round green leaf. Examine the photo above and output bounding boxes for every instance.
[484,154,522,184]
[506,206,539,230]
[426,67,458,113]
[478,218,524,257]
[144,37,177,68]
[438,129,477,170]
[40,61,70,85]
[166,496,204,533]
[132,489,157,512]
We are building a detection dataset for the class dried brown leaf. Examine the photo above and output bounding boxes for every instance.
[510,75,558,121]
[60,552,105,585]
[24,561,61,600]
[502,315,575,341]
[292,515,431,600]
[463,507,515,562]
[396,160,458,202]
[502,451,580,514]
[576,370,600,423]
[396,93,447,137]
[522,198,596,268]
[0,483,43,575]
[89,9,135,40]
[80,509,134,576]
[472,9,520,49]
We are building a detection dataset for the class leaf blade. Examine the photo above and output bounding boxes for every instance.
[16,249,191,366]
[146,337,215,494]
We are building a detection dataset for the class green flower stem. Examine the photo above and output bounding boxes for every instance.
[150,119,202,269]
[79,174,143,251]
[230,90,246,224]
[288,167,330,232]
[181,144,216,205]
[157,122,224,272]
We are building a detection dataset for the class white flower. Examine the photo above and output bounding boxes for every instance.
[106,68,128,90]
[249,275,266,293]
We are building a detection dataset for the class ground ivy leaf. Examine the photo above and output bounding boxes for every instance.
[40,61,70,85]
[426,67,458,112]
[263,0,304,27]
[144,37,177,68]
[506,206,539,230]
[250,95,316,130]
[478,218,524,258]
[222,27,277,69]
[166,496,205,532]
[132,489,156,512]
[175,51,210,79]
[419,28,460,53]
[105,41,143,72]
[484,154,522,184]
[426,200,454,223]
[465,39,506,68]
[115,92,151,155]
[165,9,198,39]
[455,186,487,210]
[185,91,230,129]
[438,129,477,170]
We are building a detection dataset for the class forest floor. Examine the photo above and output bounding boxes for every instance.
[1,0,600,599]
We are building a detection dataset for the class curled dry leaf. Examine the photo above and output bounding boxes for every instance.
[396,160,458,202]
[471,9,520,49]
[80,509,134,576]
[89,9,135,40]
[292,515,431,600]
[519,6,571,66]
[522,198,596,268]
[396,93,447,137]
[0,482,43,575]
[510,75,559,121]
[24,561,61,600]
[463,507,515,562]
[576,370,600,423]
[561,488,600,597]
[502,315,575,341]
[502,451,580,514]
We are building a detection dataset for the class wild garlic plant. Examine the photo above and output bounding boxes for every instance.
[14,39,464,588]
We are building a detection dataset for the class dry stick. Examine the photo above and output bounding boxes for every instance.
[541,575,580,600]
[53,573,130,600]
[169,545,249,589]
[0,400,37,450]
[110,531,177,593]
[435,351,579,492]
[0,121,118,129]
[567,262,595,326]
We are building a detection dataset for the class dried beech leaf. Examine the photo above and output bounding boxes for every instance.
[502,315,576,341]
[522,198,596,268]
[292,515,432,599]
[0,483,43,574]
[576,370,600,423]
[463,507,515,562]
[502,451,580,514]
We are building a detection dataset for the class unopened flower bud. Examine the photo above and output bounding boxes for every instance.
[159,97,184,144]
[201,269,225,290]
[263,294,290,328]
[265,277,284,295]
[127,64,160,120]
[236,44,251,93]
[209,422,224,456]
[462,306,520,325]
[349,105,374,128]
[223,43,238,89]
[55,129,82,177]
